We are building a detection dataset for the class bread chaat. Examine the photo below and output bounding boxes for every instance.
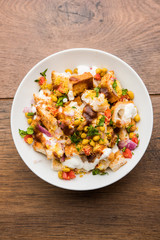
[19,66,140,180]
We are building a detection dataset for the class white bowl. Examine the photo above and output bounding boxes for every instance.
[11,48,153,191]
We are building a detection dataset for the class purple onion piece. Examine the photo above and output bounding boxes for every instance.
[118,139,137,151]
[37,124,52,137]
[60,154,65,162]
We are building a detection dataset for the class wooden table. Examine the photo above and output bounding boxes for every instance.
[0,0,159,239]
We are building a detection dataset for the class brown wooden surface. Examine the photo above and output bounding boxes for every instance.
[0,0,159,239]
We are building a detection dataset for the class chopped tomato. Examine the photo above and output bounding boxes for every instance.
[94,73,101,81]
[132,136,138,145]
[123,148,132,158]
[57,84,65,93]
[39,76,46,85]
[119,95,130,101]
[83,145,92,156]
[68,171,76,179]
[24,134,32,143]
[105,109,111,118]
[62,172,70,180]
[47,107,58,116]
[104,109,111,124]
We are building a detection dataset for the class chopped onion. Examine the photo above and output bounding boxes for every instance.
[118,139,137,151]
[60,154,65,162]
[23,107,32,113]
[37,124,52,137]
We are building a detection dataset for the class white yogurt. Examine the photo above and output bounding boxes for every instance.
[77,65,97,76]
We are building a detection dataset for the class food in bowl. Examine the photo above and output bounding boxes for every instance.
[19,65,140,180]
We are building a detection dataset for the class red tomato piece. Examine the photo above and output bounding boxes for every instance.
[68,171,76,179]
[104,109,111,125]
[48,107,58,116]
[119,95,130,101]
[24,134,32,143]
[62,172,70,180]
[94,73,101,81]
[132,136,138,145]
[39,76,46,85]
[123,148,132,158]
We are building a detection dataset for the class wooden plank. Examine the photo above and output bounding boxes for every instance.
[0,0,160,98]
[0,96,159,239]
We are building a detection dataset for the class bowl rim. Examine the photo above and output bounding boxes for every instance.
[11,48,153,191]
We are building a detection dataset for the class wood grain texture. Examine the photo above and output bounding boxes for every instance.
[0,0,160,239]
[0,97,159,239]
[0,0,160,98]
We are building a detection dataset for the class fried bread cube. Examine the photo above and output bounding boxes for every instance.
[101,71,122,103]
[33,141,47,155]
[51,71,70,94]
[69,72,93,96]
[36,105,63,138]
[109,150,127,171]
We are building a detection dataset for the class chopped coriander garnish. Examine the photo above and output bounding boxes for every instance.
[122,88,128,95]
[56,95,67,107]
[87,125,99,136]
[70,131,81,144]
[112,79,117,92]
[122,147,126,152]
[72,106,77,109]
[111,110,114,115]
[40,68,48,78]
[132,152,134,155]
[126,124,133,133]
[116,134,120,144]
[92,169,108,175]
[34,79,39,82]
[109,119,113,126]
[27,112,34,116]
[136,133,139,138]
[94,87,100,97]
[98,115,105,126]
[19,129,27,138]
[19,126,34,137]
[26,126,34,135]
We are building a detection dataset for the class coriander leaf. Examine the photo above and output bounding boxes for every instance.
[122,147,126,152]
[109,119,113,126]
[112,79,117,92]
[56,95,67,107]
[122,88,128,95]
[92,169,108,175]
[87,125,99,136]
[116,134,120,144]
[70,131,81,144]
[19,129,27,138]
[98,115,105,126]
[72,106,76,109]
[92,169,100,175]
[94,87,100,97]
[34,79,39,82]
[27,112,34,116]
[126,124,133,133]
[40,68,48,77]
[27,126,34,135]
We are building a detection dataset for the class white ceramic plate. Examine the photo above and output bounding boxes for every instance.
[11,48,153,191]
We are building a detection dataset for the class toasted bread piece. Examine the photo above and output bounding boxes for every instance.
[69,72,93,96]
[33,141,46,155]
[96,159,110,171]
[101,71,122,103]
[36,105,63,137]
[52,158,63,171]
[109,150,127,171]
[51,71,70,93]
[111,101,137,128]
[65,144,79,157]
